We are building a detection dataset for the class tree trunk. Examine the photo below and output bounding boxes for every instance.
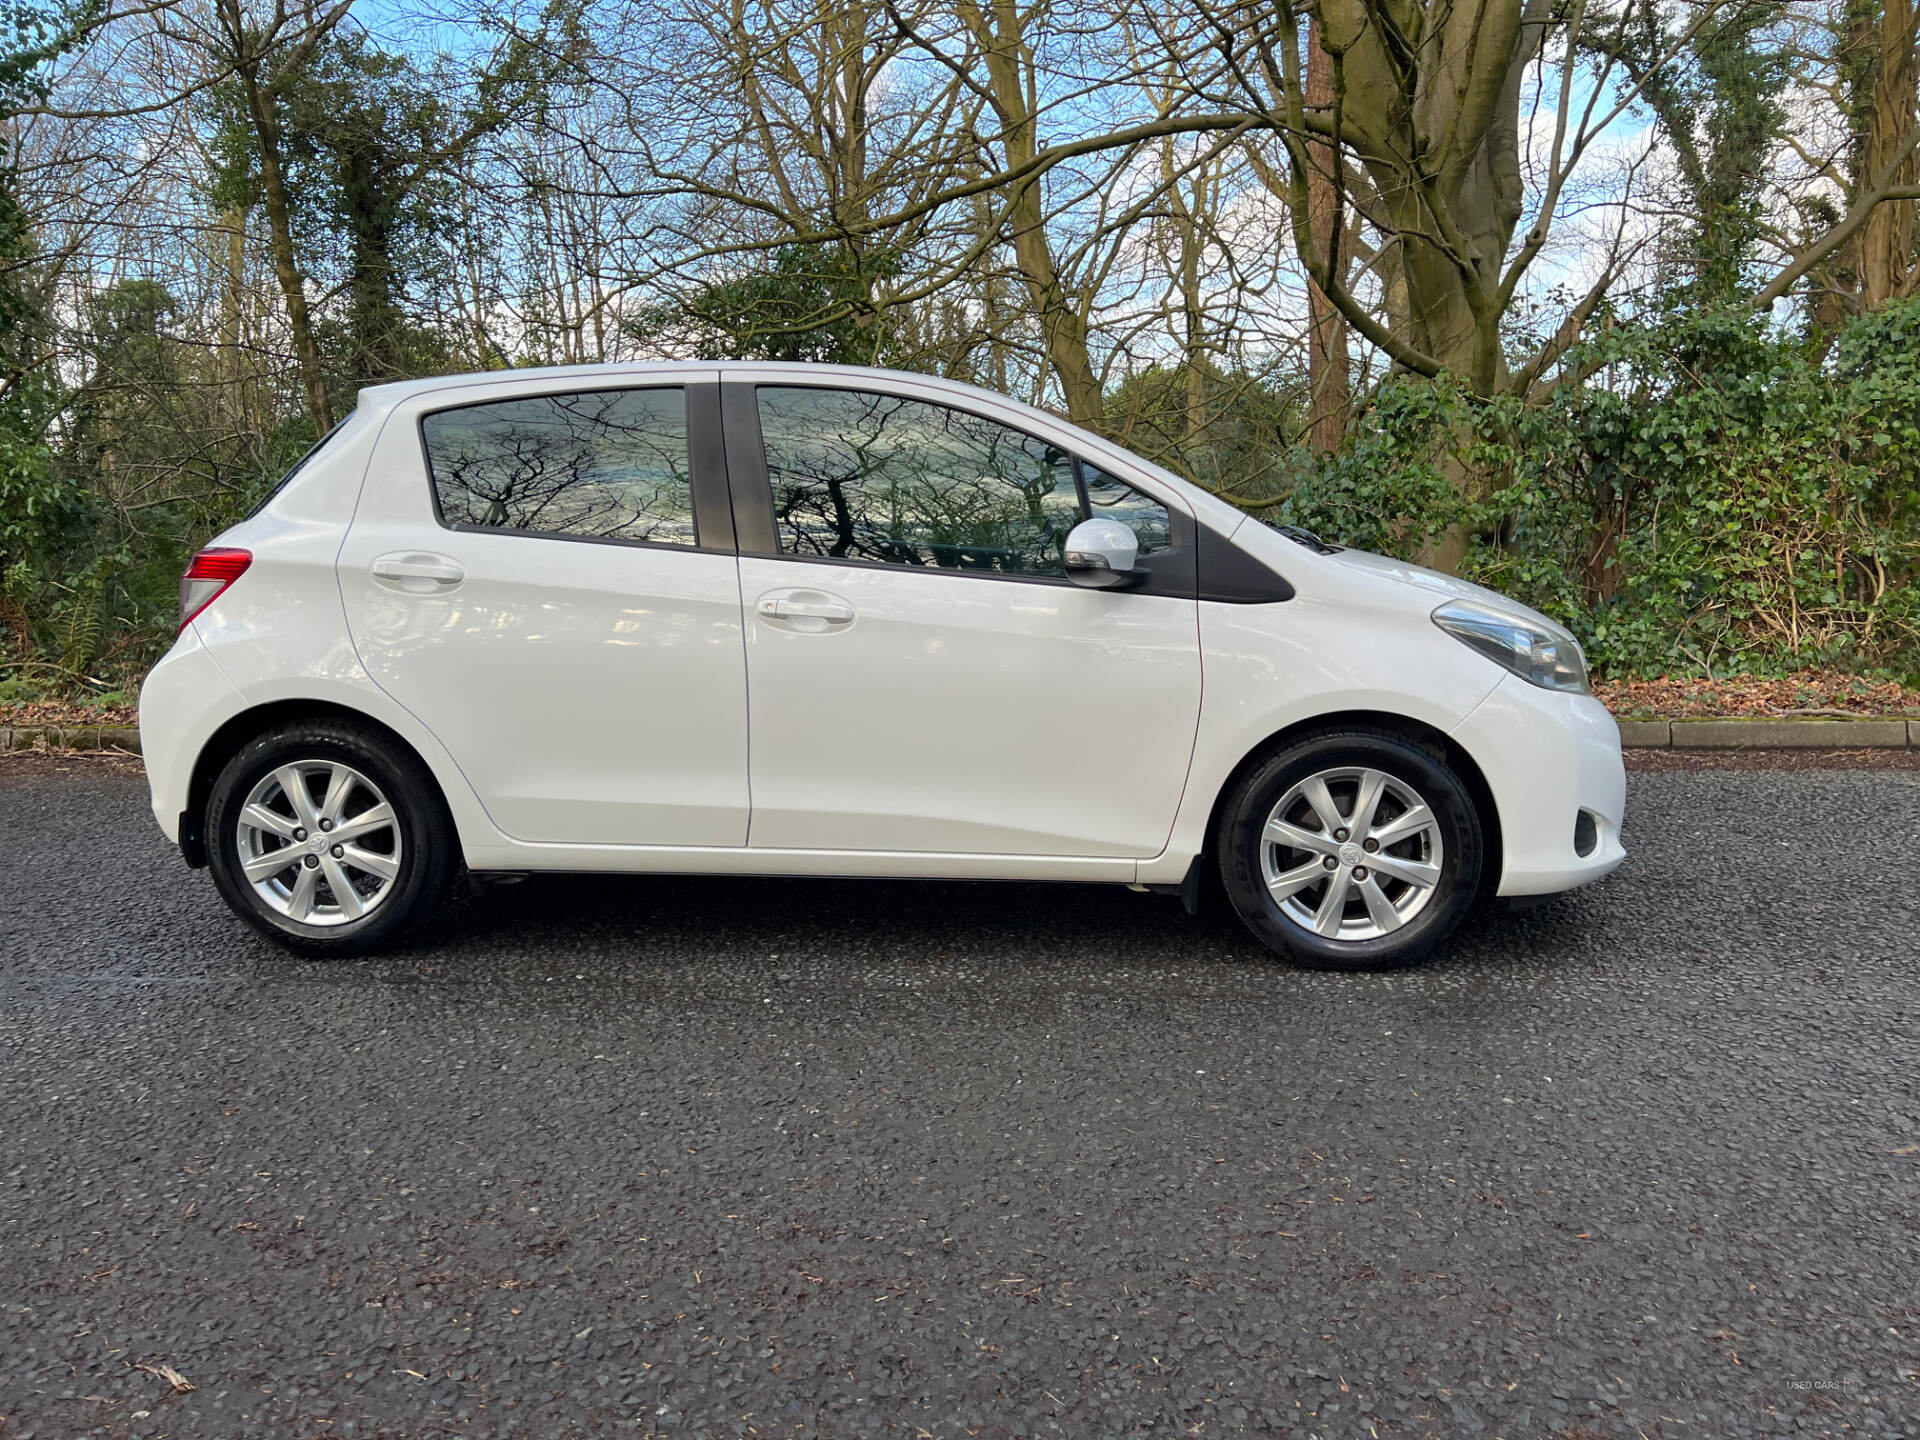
[1003,181,1103,425]
[343,145,404,383]
[822,1,885,353]
[1160,135,1212,459]
[1803,0,1920,339]
[1384,178,1511,395]
[216,204,262,433]
[1859,0,1920,307]
[961,0,1104,426]
[1304,18,1349,451]
[1287,0,1540,398]
[232,41,333,434]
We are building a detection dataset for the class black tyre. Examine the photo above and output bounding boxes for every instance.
[205,718,457,957]
[1217,728,1482,971]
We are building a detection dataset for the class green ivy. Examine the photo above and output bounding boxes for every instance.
[1261,302,1920,680]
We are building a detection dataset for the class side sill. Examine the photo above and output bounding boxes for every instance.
[1140,855,1208,914]
[460,845,1141,882]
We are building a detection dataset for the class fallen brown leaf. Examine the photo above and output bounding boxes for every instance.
[1594,670,1920,720]
[135,1361,195,1393]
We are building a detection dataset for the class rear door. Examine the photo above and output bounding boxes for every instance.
[338,375,751,846]
[724,379,1202,858]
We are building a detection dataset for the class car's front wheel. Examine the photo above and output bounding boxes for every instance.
[205,719,456,957]
[1218,729,1483,971]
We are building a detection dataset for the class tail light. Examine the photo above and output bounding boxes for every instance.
[179,548,252,631]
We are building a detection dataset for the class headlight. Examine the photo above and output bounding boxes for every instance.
[1432,599,1590,694]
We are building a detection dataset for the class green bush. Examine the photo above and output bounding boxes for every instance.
[1263,302,1920,680]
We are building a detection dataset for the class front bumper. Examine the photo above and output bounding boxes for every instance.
[1450,675,1626,897]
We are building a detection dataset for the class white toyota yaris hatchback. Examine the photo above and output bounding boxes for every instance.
[141,362,1624,970]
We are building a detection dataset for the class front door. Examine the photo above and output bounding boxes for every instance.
[727,381,1201,858]
[338,376,751,846]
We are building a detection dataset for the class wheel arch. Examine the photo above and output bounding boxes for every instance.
[180,699,454,868]
[1199,709,1503,897]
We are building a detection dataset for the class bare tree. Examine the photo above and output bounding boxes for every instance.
[1300,14,1347,451]
[201,0,354,433]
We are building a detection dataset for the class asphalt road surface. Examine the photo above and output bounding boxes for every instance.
[3,757,1917,1440]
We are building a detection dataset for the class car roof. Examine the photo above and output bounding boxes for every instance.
[358,361,1029,414]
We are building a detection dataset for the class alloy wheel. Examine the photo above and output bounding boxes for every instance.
[234,760,403,927]
[1259,765,1444,941]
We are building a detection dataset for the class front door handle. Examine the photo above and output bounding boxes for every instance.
[756,588,855,631]
[371,552,465,593]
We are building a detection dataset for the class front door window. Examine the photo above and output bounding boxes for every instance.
[755,387,1083,576]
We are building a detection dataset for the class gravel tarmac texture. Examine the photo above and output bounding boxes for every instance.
[2,761,1917,1440]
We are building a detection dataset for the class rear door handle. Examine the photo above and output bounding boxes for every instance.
[756,588,855,630]
[371,552,465,591]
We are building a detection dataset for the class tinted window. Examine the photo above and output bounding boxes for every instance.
[756,387,1081,576]
[1083,465,1173,555]
[423,388,694,545]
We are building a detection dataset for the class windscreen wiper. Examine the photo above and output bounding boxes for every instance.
[1265,521,1342,554]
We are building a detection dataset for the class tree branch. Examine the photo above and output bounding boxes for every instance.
[1751,125,1920,310]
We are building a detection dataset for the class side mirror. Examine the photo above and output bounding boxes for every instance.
[1063,517,1139,589]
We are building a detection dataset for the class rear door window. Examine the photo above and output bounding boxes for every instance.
[422,388,696,546]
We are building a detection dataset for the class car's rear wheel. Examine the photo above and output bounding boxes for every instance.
[1218,729,1482,971]
[205,719,456,957]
